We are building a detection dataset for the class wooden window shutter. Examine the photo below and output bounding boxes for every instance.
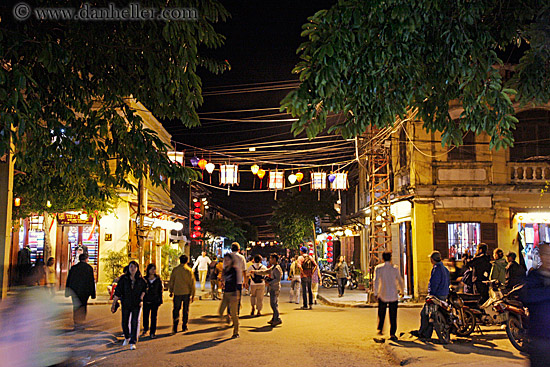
[481,223,498,254]
[433,223,449,259]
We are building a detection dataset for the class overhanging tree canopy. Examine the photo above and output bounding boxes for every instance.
[1,0,230,215]
[281,0,550,149]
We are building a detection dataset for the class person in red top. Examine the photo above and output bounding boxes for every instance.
[297,246,318,310]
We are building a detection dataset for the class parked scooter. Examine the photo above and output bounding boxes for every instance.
[461,280,508,327]
[425,287,476,344]
[321,270,337,288]
[348,263,359,290]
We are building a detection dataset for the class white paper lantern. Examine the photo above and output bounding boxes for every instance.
[167,151,184,165]
[331,172,348,190]
[269,171,284,190]
[288,173,297,184]
[311,172,327,190]
[205,162,216,174]
[220,164,239,185]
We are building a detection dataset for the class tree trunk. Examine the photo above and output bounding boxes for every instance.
[43,211,52,261]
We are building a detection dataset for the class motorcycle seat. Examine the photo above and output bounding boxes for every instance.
[457,293,482,302]
[506,299,523,307]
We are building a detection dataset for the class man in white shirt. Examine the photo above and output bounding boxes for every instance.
[230,242,247,315]
[246,254,267,316]
[373,251,404,341]
[192,251,211,291]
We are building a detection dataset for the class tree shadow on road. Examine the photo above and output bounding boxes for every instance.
[168,337,232,354]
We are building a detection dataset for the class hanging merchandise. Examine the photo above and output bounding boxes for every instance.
[190,156,200,167]
[198,158,207,170]
[295,171,304,191]
[220,164,239,185]
[257,169,266,188]
[288,173,297,185]
[331,172,348,190]
[269,171,284,190]
[311,171,327,190]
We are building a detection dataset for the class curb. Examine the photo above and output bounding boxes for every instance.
[317,294,423,309]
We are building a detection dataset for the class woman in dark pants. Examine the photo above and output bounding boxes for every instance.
[111,261,147,350]
[143,264,163,338]
[334,256,350,297]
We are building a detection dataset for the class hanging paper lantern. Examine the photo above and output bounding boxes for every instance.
[251,164,260,175]
[328,173,336,183]
[193,214,201,219]
[194,202,201,208]
[311,172,327,190]
[269,171,284,190]
[327,258,333,263]
[193,220,201,226]
[288,173,297,184]
[257,169,266,179]
[205,162,216,174]
[220,164,239,185]
[190,156,200,167]
[327,236,333,241]
[295,172,304,182]
[198,159,207,170]
[167,151,184,165]
[193,207,201,213]
[331,172,348,190]
[194,226,202,231]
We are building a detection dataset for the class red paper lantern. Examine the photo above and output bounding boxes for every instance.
[193,207,201,213]
[327,236,332,241]
[194,202,201,208]
[327,258,333,263]
[194,214,201,219]
[328,247,333,252]
[193,220,201,225]
[194,225,202,231]
[327,241,333,246]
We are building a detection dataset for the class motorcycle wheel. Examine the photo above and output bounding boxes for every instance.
[506,314,528,353]
[455,309,476,337]
[433,310,451,344]
[322,277,334,289]
[348,279,358,290]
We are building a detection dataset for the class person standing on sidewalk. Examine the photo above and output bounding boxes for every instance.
[208,257,220,300]
[169,255,195,334]
[334,256,350,297]
[289,256,301,304]
[65,253,96,330]
[490,248,507,284]
[520,243,550,367]
[373,251,404,341]
[312,262,321,304]
[230,243,247,315]
[251,253,283,326]
[297,246,317,310]
[192,251,211,292]
[219,253,240,338]
[142,264,163,339]
[46,257,56,296]
[247,255,267,316]
[111,261,146,350]
[411,251,450,341]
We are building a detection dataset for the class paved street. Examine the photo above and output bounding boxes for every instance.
[55,282,528,367]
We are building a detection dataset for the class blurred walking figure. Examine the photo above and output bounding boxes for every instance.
[219,253,240,338]
[65,253,96,329]
[209,257,220,300]
[298,246,318,309]
[521,243,550,367]
[334,256,350,297]
[169,255,196,334]
[374,251,404,341]
[489,248,507,284]
[312,262,321,304]
[111,261,146,350]
[289,256,301,304]
[142,264,163,338]
[192,251,211,291]
[247,254,267,316]
[230,243,247,315]
[252,253,283,326]
[46,257,56,295]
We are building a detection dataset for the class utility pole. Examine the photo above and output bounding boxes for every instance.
[0,144,14,299]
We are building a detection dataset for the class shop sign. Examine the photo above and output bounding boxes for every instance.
[105,233,113,242]
[57,213,94,225]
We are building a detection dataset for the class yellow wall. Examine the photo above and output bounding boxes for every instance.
[411,202,434,297]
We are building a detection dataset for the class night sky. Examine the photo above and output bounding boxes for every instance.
[165,1,339,239]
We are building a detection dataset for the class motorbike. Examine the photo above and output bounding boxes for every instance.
[348,263,359,290]
[460,280,508,327]
[321,270,337,288]
[425,287,476,344]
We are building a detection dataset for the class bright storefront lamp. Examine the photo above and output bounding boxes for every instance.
[517,212,550,223]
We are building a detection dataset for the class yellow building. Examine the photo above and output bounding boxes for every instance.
[390,104,550,298]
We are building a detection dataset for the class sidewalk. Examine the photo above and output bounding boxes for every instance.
[317,286,422,308]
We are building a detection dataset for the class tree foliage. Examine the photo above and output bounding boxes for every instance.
[269,191,338,249]
[281,0,550,149]
[202,217,257,245]
[1,0,230,216]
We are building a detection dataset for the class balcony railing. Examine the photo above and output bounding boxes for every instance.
[511,163,550,183]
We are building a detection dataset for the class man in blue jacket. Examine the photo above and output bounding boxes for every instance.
[411,251,450,341]
[521,243,550,367]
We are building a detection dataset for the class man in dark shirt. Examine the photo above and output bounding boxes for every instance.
[65,253,96,329]
[505,252,525,290]
[521,244,550,367]
[411,251,450,341]
[468,243,492,302]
